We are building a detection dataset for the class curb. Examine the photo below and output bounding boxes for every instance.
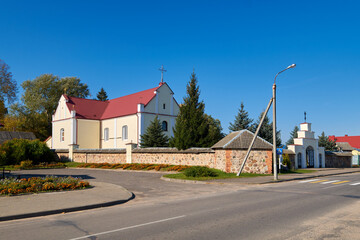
[0,190,135,222]
[161,170,360,185]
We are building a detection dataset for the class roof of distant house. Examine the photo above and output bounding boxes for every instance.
[335,142,354,151]
[329,135,360,149]
[0,131,37,144]
[212,129,272,150]
[63,83,169,120]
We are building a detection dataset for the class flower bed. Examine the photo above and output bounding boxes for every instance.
[0,176,90,196]
[76,163,190,172]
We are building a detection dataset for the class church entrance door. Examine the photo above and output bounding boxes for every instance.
[306,146,314,168]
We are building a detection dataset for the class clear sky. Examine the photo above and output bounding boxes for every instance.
[1,0,359,143]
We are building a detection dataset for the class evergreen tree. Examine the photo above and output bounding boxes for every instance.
[229,102,253,132]
[140,116,169,147]
[169,72,211,149]
[318,131,337,151]
[251,111,282,147]
[205,114,225,146]
[286,125,299,146]
[96,87,108,101]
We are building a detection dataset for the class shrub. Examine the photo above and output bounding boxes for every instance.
[0,139,54,165]
[0,176,90,195]
[20,160,33,169]
[282,154,291,169]
[183,166,218,177]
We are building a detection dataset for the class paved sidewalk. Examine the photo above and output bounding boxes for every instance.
[0,181,134,222]
[208,168,360,184]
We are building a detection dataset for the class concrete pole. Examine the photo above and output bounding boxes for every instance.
[237,97,273,176]
[273,83,278,180]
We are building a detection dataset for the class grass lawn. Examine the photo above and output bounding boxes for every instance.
[64,162,84,168]
[163,169,271,181]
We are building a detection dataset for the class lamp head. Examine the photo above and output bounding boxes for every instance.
[287,64,296,69]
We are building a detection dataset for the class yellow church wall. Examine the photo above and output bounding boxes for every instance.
[52,119,72,149]
[101,118,115,149]
[100,115,138,149]
[115,115,138,148]
[77,119,100,149]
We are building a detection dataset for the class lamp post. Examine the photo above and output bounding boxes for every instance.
[273,64,296,180]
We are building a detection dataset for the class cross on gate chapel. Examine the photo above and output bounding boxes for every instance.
[49,67,180,150]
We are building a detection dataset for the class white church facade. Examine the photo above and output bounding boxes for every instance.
[287,122,325,168]
[49,82,180,150]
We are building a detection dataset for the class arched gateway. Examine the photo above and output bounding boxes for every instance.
[287,122,325,169]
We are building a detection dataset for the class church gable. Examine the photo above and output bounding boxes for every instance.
[53,95,72,121]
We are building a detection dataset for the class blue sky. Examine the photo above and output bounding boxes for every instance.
[1,0,359,143]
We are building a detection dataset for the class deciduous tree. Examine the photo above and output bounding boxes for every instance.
[0,59,17,105]
[11,74,90,139]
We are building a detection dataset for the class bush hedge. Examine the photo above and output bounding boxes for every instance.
[183,166,218,177]
[0,139,54,166]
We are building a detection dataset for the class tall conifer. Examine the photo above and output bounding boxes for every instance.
[286,125,299,146]
[251,111,282,147]
[229,102,253,132]
[170,72,211,149]
[97,87,108,101]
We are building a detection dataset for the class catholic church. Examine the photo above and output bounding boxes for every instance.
[49,72,180,150]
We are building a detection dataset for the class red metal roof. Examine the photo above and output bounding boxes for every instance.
[64,85,161,120]
[329,135,360,149]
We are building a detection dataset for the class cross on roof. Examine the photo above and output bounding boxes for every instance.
[159,65,167,83]
[304,111,307,122]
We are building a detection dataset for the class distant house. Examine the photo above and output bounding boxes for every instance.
[335,142,354,152]
[329,135,360,150]
[0,131,37,145]
[50,82,180,150]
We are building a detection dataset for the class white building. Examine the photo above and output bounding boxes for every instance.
[287,122,325,168]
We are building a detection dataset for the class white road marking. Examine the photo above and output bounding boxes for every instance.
[299,179,319,183]
[321,180,340,184]
[68,215,186,240]
[350,182,360,186]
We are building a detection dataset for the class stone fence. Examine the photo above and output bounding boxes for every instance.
[324,151,352,168]
[54,146,273,174]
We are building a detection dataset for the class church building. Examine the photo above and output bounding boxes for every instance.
[50,81,179,150]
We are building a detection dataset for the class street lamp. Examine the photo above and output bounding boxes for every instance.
[273,64,296,180]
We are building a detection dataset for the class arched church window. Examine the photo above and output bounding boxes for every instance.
[297,153,302,168]
[104,128,109,141]
[60,128,65,142]
[122,125,128,140]
[162,121,168,131]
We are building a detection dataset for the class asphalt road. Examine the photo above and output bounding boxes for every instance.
[1,169,360,240]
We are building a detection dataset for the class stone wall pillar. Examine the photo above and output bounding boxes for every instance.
[68,144,79,161]
[126,143,137,163]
